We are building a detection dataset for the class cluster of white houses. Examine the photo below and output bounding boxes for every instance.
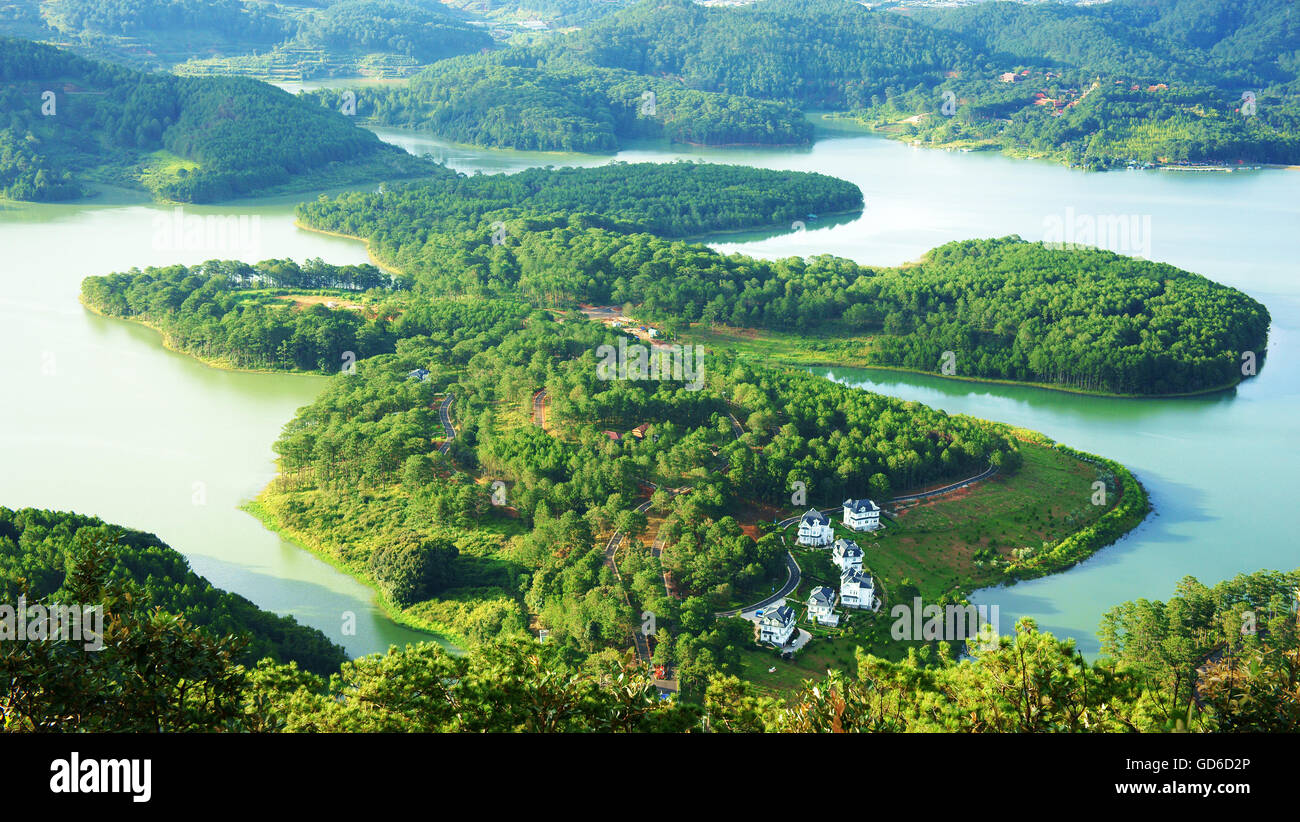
[755,499,885,648]
[806,537,878,627]
[760,546,882,647]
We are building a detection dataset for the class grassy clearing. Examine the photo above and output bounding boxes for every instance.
[736,441,1116,694]
[681,323,875,368]
[137,150,201,194]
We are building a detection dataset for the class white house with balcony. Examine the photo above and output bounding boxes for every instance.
[842,498,881,532]
[831,538,863,573]
[757,601,797,646]
[807,586,839,627]
[797,508,833,547]
[840,568,876,610]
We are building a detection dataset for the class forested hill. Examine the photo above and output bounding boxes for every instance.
[0,37,430,202]
[0,507,347,675]
[284,160,1270,395]
[557,0,985,108]
[914,0,1300,87]
[320,50,815,152]
[300,161,865,238]
[355,0,1298,165]
[30,0,494,77]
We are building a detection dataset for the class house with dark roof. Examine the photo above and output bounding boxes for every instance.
[842,498,881,532]
[757,601,797,646]
[807,586,839,627]
[797,508,833,547]
[831,538,864,573]
[407,368,431,382]
[840,568,876,611]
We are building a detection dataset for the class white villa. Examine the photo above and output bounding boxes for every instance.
[831,538,863,573]
[840,568,876,611]
[758,601,797,646]
[843,498,881,532]
[807,586,839,627]
[797,509,833,547]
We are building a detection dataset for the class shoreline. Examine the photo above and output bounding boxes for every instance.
[79,297,328,377]
[243,496,467,652]
[684,325,1248,400]
[811,360,1244,400]
[81,287,1155,657]
[847,113,1299,173]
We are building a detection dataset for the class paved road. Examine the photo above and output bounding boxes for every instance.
[714,551,802,619]
[726,411,745,441]
[531,394,654,664]
[437,393,456,454]
[532,388,546,428]
[889,463,998,503]
[649,486,690,598]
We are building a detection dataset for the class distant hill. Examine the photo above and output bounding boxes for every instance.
[0,37,431,202]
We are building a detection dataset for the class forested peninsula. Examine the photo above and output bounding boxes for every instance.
[282,161,1266,396]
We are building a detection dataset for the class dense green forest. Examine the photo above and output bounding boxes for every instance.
[5,552,1295,730]
[310,0,1300,163]
[299,160,863,237]
[287,162,1269,396]
[80,258,417,371]
[12,0,1298,161]
[25,0,493,78]
[0,37,430,202]
[83,160,1270,395]
[44,0,288,45]
[314,53,814,151]
[247,308,1018,658]
[1099,569,1300,726]
[441,0,637,29]
[294,0,492,64]
[0,507,346,676]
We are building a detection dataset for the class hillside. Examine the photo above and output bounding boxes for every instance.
[0,37,431,202]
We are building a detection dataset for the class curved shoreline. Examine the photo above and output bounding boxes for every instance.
[815,361,1245,400]
[80,297,330,376]
[243,497,466,652]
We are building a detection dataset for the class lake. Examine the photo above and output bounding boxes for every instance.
[2,123,1294,656]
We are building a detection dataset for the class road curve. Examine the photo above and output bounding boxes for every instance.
[603,494,655,664]
[714,551,801,619]
[889,463,998,504]
[437,393,456,454]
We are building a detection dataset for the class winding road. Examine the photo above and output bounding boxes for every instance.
[714,551,802,619]
[437,393,456,454]
[603,491,656,665]
[890,463,999,504]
